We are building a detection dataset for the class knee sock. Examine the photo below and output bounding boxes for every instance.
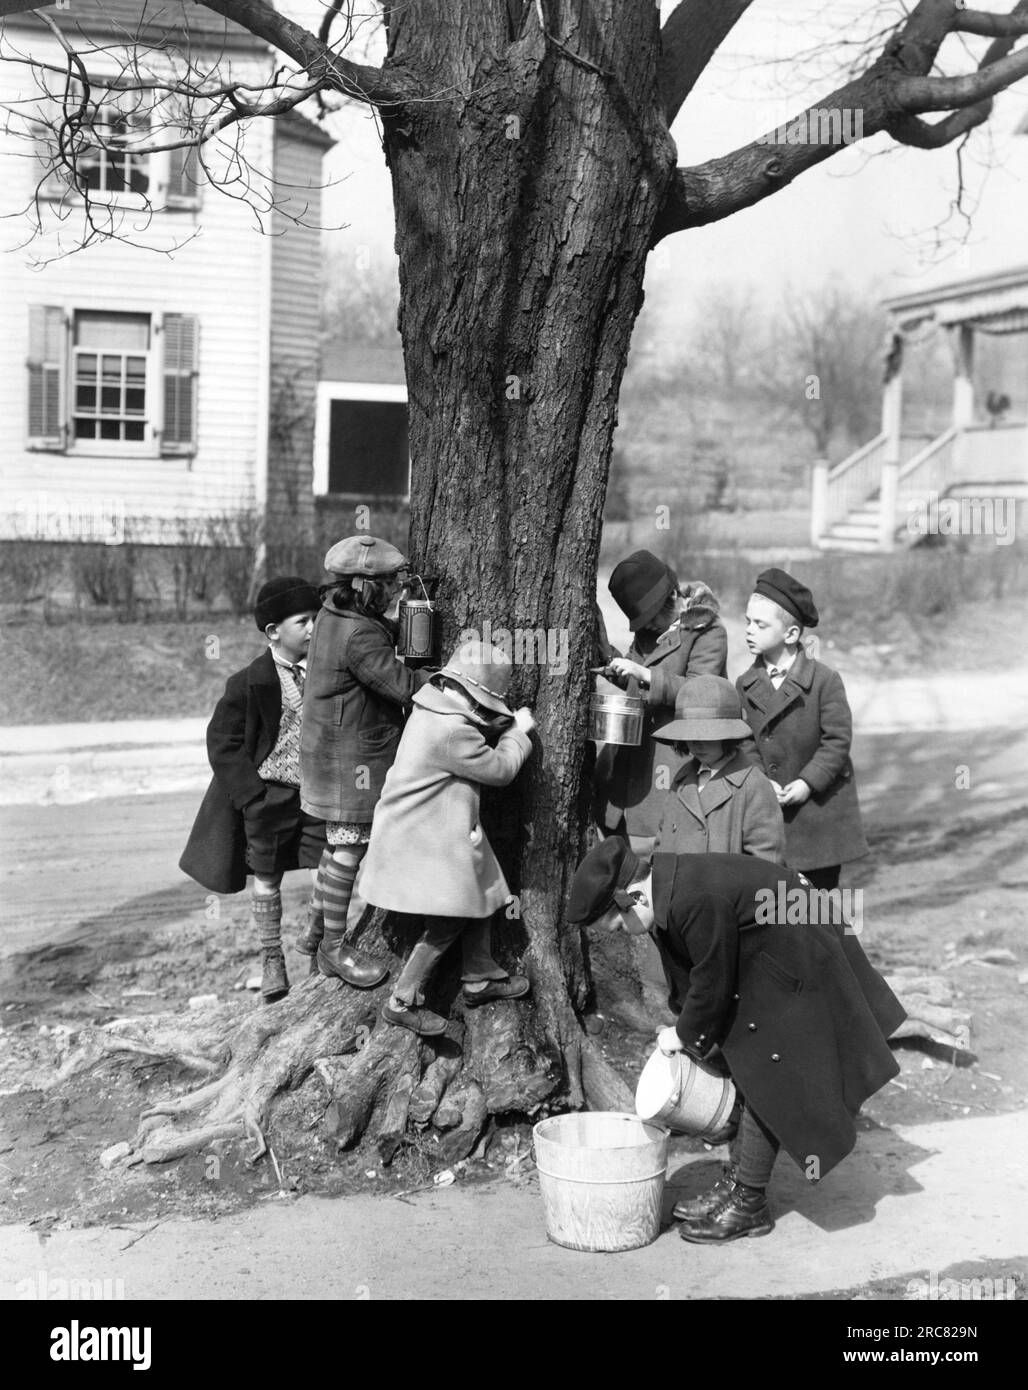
[320,853,361,944]
[252,889,283,952]
[735,1106,780,1191]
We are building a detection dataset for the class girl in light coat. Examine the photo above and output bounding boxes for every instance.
[359,640,536,1036]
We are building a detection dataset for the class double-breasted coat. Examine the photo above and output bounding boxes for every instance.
[594,605,728,838]
[300,596,430,824]
[179,649,284,894]
[736,651,868,870]
[654,748,785,863]
[357,684,533,918]
[648,852,904,1178]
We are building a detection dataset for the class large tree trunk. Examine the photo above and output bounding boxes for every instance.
[64,3,676,1172]
[369,0,676,1116]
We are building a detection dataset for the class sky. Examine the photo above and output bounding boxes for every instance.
[285,0,1028,324]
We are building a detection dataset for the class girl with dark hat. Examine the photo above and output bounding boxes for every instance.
[594,550,728,851]
[180,576,326,1004]
[299,535,433,988]
[358,641,537,1036]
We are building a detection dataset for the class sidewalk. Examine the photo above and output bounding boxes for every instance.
[1,1112,1025,1300]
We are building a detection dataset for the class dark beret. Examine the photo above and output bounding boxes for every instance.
[753,567,819,629]
[567,838,644,925]
[254,576,322,632]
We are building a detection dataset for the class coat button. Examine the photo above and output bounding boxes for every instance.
[733,993,740,1001]
[771,1053,781,1062]
[748,1023,757,1031]
[672,823,677,832]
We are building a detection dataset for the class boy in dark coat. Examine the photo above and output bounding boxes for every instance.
[737,568,868,890]
[568,839,905,1243]
[593,551,727,850]
[180,577,326,1004]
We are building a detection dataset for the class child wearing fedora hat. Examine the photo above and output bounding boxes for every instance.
[358,641,537,1036]
[180,576,327,1004]
[594,550,727,852]
[651,676,784,863]
[738,568,868,890]
[299,535,434,990]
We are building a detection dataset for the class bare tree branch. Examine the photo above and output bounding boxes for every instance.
[954,8,1028,37]
[658,0,754,126]
[653,0,1028,241]
[197,0,415,106]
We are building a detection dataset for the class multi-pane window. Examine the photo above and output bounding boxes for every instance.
[76,104,150,197]
[72,311,151,443]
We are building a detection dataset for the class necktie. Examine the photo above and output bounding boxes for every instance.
[290,664,305,694]
[697,767,712,790]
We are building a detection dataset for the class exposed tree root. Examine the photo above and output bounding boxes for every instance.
[49,905,642,1175]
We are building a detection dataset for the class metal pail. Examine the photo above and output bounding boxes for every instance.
[397,598,436,659]
[589,681,644,746]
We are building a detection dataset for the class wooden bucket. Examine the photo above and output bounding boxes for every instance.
[635,1047,736,1139]
[532,1112,667,1252]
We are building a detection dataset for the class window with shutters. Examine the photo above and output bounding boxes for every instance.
[27,306,199,457]
[77,102,151,197]
[73,312,151,446]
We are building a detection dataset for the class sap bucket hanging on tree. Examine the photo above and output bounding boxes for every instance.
[396,575,436,660]
[635,1047,737,1140]
[532,1112,667,1252]
[589,675,644,747]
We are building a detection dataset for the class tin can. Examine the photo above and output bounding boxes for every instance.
[397,598,436,659]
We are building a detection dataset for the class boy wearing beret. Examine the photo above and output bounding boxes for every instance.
[567,838,905,1242]
[737,568,867,890]
[180,577,327,1004]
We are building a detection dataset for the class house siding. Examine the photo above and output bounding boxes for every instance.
[267,119,330,541]
[0,29,275,542]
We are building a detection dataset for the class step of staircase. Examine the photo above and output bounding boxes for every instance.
[817,536,882,553]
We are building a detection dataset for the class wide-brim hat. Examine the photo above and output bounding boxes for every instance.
[652,675,752,743]
[609,550,678,632]
[436,640,515,718]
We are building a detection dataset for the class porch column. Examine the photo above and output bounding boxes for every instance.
[879,350,903,552]
[810,457,828,547]
[952,323,975,428]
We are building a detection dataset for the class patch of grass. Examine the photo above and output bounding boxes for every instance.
[0,616,268,726]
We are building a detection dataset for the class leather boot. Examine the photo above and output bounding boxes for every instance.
[677,1182,774,1243]
[260,947,289,1004]
[672,1167,736,1222]
[317,939,388,989]
[295,906,325,971]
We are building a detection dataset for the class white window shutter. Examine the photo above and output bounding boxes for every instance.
[166,144,202,209]
[161,313,199,456]
[27,305,66,451]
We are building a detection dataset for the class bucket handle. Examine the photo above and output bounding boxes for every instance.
[408,573,431,603]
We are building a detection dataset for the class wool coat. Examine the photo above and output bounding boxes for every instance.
[654,748,785,863]
[300,597,430,824]
[649,852,905,1178]
[594,605,728,838]
[736,651,868,871]
[180,649,284,894]
[358,684,533,918]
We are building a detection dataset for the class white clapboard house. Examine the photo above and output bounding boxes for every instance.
[0,0,332,544]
